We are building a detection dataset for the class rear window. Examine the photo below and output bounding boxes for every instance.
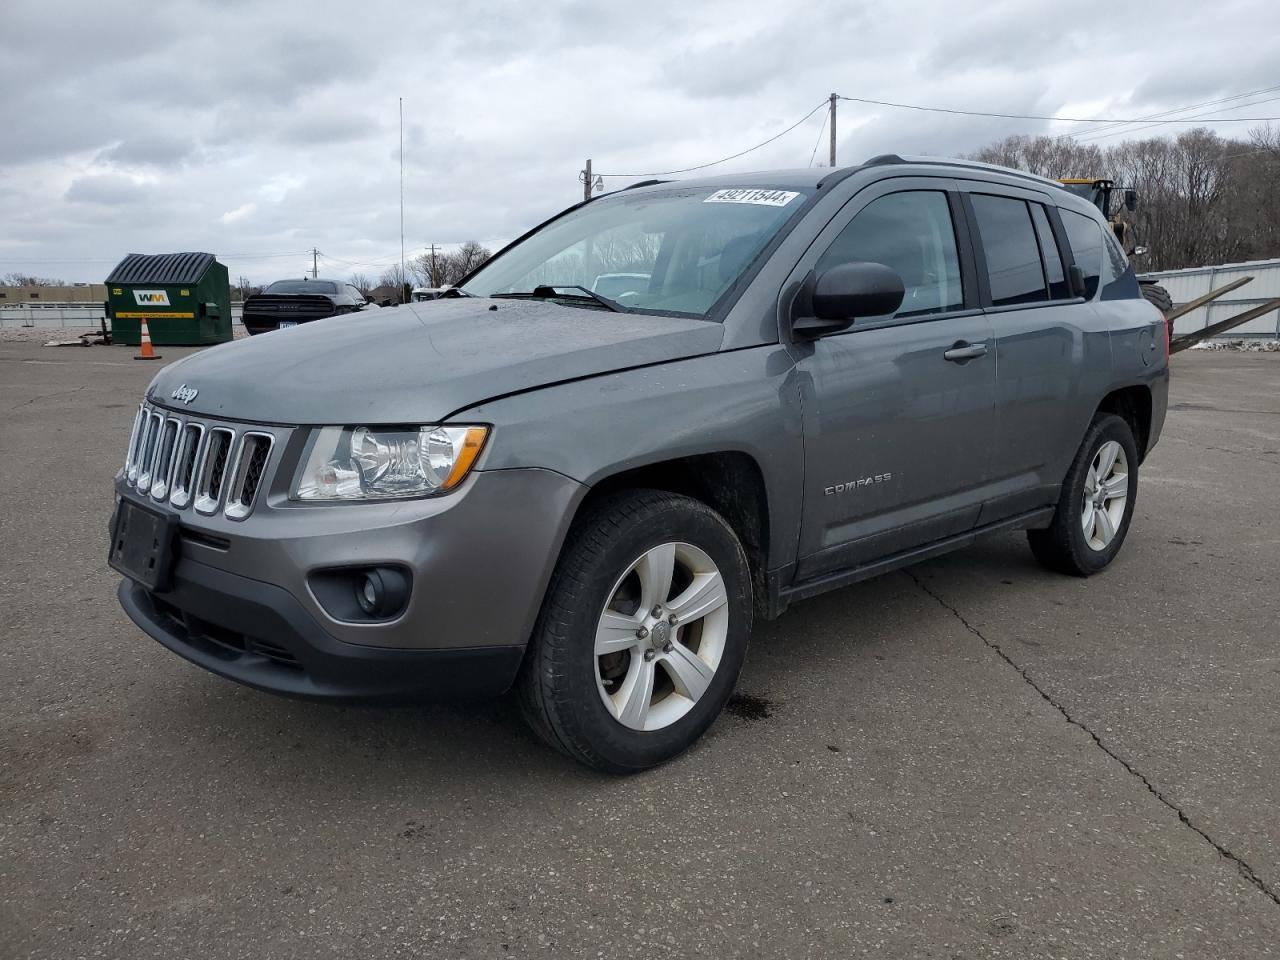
[266,280,337,295]
[969,194,1048,307]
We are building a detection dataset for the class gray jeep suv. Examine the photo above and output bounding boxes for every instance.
[111,156,1168,772]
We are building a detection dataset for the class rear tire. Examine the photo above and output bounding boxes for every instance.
[1140,282,1174,342]
[518,490,752,774]
[1140,282,1173,316]
[1028,414,1139,576]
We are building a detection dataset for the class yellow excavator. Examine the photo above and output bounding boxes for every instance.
[1057,178,1173,316]
[1058,177,1280,352]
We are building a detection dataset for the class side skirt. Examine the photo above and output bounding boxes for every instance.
[769,506,1056,613]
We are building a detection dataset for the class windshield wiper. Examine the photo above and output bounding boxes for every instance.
[491,284,631,313]
[440,287,473,298]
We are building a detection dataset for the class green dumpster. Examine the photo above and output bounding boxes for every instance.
[106,252,232,346]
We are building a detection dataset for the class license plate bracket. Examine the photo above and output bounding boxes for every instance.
[108,499,178,591]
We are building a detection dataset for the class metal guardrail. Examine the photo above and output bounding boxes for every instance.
[0,303,245,329]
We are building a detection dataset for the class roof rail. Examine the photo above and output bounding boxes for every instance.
[863,153,905,166]
[858,154,1064,189]
[623,179,669,191]
[904,155,1063,188]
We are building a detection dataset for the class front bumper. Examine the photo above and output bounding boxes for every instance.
[120,563,525,702]
[114,463,586,701]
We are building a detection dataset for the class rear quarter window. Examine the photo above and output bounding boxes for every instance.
[1061,208,1138,300]
[1059,210,1104,299]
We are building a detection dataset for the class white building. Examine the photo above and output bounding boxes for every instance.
[1141,257,1280,340]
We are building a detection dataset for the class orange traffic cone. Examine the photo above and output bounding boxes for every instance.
[135,316,162,360]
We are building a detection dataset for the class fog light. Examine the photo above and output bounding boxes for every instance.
[357,571,384,616]
[310,565,411,623]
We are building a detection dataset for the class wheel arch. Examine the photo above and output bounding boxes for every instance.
[1096,384,1153,461]
[577,451,772,617]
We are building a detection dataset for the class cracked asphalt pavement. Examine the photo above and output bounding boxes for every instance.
[2,343,1278,958]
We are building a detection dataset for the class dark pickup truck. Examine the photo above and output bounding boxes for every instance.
[242,279,373,335]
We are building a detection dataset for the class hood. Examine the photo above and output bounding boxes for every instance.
[147,298,725,424]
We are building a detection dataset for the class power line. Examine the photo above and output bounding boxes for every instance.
[220,251,315,261]
[594,91,1280,184]
[1054,83,1280,142]
[595,100,828,177]
[808,108,829,167]
[836,94,1280,124]
[1071,95,1280,143]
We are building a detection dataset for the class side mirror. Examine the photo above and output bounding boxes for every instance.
[1124,189,1138,212]
[792,262,905,338]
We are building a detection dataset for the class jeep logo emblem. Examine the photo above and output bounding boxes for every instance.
[171,384,199,405]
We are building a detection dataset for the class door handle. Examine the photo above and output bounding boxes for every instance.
[943,341,988,362]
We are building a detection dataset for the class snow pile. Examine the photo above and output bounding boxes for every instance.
[1190,338,1280,352]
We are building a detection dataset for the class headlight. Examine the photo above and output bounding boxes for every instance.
[293,425,489,501]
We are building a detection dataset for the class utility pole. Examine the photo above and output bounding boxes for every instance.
[427,243,441,286]
[311,247,318,279]
[579,160,603,202]
[829,93,838,168]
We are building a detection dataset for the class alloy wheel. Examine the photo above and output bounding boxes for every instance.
[1081,440,1129,551]
[594,541,730,731]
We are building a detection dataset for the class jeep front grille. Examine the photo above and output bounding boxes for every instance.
[124,405,147,479]
[169,422,204,509]
[149,418,180,502]
[194,428,234,515]
[134,410,164,494]
[224,433,274,520]
[120,403,278,520]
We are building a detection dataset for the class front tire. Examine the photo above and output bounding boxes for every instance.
[518,490,753,773]
[1028,413,1139,576]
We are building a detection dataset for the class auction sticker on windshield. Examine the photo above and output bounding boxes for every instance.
[703,188,799,206]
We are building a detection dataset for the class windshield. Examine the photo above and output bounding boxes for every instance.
[266,280,337,294]
[460,185,812,317]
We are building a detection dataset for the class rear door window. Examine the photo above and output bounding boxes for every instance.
[1029,204,1070,300]
[969,194,1049,307]
[816,190,963,320]
[1059,209,1104,299]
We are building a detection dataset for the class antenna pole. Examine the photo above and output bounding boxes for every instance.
[399,97,405,304]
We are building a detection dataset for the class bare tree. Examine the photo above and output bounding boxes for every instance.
[446,241,492,283]
[2,273,64,286]
[966,126,1280,271]
[968,134,1103,180]
[379,264,410,304]
[348,272,373,296]
[409,250,447,288]
[409,242,494,289]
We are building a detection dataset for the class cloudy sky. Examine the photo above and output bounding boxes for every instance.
[3,0,1277,285]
